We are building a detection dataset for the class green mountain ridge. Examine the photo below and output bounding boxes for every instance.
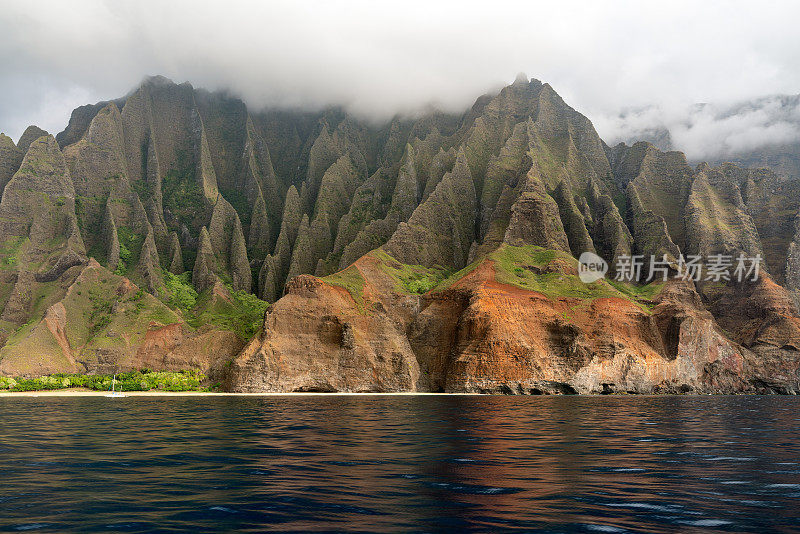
[2,75,800,393]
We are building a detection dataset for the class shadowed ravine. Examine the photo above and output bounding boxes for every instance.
[1,395,799,532]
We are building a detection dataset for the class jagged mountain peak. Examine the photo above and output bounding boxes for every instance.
[17,125,50,153]
[139,74,185,89]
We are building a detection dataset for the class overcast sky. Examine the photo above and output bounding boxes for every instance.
[1,0,799,160]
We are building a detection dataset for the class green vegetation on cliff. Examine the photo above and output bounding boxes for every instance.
[189,286,267,340]
[163,164,206,233]
[606,278,664,305]
[0,236,28,269]
[492,245,663,307]
[323,264,366,310]
[0,262,182,377]
[161,270,199,312]
[115,227,142,275]
[0,370,209,392]
[160,270,268,340]
[371,249,449,294]
[433,244,662,311]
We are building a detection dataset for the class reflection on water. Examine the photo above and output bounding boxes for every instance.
[1,395,799,532]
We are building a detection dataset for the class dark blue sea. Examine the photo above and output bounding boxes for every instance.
[1,395,799,532]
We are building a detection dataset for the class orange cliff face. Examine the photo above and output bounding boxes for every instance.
[409,260,749,394]
[226,254,423,393]
[224,249,800,394]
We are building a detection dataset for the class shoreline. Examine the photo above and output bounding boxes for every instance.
[0,389,481,397]
[0,389,791,397]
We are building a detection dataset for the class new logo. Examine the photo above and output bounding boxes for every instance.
[578,252,608,283]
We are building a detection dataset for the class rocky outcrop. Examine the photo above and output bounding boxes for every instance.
[617,143,692,262]
[167,232,184,274]
[17,126,50,153]
[227,255,421,392]
[503,165,571,252]
[258,185,302,299]
[685,164,765,261]
[102,204,121,271]
[286,215,314,281]
[0,134,23,197]
[192,226,219,292]
[136,226,163,294]
[208,198,251,292]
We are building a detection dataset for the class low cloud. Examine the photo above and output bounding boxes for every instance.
[1,0,799,161]
[596,97,800,161]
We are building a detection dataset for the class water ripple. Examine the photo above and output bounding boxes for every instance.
[0,395,799,532]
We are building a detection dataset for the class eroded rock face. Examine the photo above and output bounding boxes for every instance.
[136,323,244,380]
[227,273,420,392]
[0,259,244,378]
[226,250,800,394]
[411,264,780,394]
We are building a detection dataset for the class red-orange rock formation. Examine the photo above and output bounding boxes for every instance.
[227,249,800,394]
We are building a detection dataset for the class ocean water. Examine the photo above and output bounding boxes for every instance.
[1,395,799,532]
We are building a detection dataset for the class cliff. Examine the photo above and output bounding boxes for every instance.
[1,75,799,393]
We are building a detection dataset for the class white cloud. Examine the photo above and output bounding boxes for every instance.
[598,97,800,161]
[1,0,799,160]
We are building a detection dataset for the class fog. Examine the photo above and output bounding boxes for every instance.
[1,0,799,161]
[596,97,800,161]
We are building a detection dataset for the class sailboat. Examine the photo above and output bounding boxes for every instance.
[105,374,126,398]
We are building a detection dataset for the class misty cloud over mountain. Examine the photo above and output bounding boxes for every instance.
[1,0,799,162]
[596,96,800,162]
